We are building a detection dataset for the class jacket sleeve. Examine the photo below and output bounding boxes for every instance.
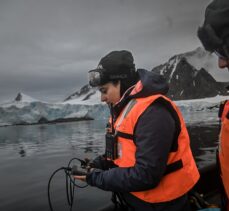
[86,101,175,192]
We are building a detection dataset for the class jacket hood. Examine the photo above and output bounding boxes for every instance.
[130,69,169,98]
[113,69,169,116]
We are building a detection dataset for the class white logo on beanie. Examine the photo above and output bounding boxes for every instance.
[97,64,103,70]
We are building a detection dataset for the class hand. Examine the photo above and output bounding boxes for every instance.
[90,155,115,170]
[73,168,94,182]
[73,175,86,182]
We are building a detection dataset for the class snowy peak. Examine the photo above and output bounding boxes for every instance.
[184,47,216,72]
[14,92,38,103]
[155,47,209,78]
[65,47,229,103]
[153,47,229,100]
[64,85,101,105]
[64,85,95,101]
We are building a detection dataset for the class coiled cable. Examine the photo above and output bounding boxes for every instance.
[47,158,89,211]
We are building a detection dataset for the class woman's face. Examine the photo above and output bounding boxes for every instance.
[99,81,121,105]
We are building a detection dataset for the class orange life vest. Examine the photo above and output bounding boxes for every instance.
[113,94,200,203]
[219,100,229,199]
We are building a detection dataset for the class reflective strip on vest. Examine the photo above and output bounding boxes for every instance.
[115,99,137,134]
[113,94,200,203]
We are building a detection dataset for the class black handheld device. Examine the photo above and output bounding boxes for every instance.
[105,133,118,160]
[71,165,88,176]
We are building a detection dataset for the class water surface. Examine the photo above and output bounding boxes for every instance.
[0,120,220,211]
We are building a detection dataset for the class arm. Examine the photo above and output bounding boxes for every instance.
[86,102,175,192]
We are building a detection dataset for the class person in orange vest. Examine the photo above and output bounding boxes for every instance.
[74,50,199,211]
[197,0,229,210]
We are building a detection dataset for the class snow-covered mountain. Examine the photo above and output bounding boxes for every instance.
[67,47,229,103]
[63,85,101,105]
[1,47,228,126]
[14,92,39,103]
[153,47,229,100]
[1,92,40,107]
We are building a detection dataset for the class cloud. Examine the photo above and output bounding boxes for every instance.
[0,0,215,103]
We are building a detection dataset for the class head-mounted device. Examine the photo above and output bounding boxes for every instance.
[88,69,105,87]
[88,69,129,87]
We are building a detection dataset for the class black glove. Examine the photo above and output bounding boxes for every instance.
[89,154,116,170]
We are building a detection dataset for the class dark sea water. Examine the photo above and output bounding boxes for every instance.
[0,120,220,211]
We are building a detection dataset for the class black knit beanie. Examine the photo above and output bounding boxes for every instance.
[198,0,229,52]
[205,0,229,39]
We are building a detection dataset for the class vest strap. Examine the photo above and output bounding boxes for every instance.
[164,159,183,175]
[154,97,181,152]
[116,131,134,140]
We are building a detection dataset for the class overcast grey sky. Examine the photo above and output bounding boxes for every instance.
[0,0,214,103]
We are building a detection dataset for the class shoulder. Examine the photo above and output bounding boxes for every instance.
[140,100,175,123]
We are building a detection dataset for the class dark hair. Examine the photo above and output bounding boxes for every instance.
[110,71,139,97]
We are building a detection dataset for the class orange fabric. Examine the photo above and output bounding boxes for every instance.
[221,101,229,122]
[219,100,229,199]
[113,94,200,203]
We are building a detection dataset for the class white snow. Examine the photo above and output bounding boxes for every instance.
[176,95,228,104]
[0,90,109,126]
[185,47,229,82]
[62,89,102,105]
[1,92,41,109]
[174,95,228,125]
[16,93,38,103]
[0,91,228,126]
[169,57,179,82]
[162,47,229,82]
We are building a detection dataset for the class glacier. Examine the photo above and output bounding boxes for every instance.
[0,92,228,127]
[0,92,109,126]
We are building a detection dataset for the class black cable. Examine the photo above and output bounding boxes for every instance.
[48,167,68,211]
[67,157,89,188]
[65,169,75,210]
[48,158,89,211]
[69,175,75,211]
[68,157,86,167]
[65,169,72,206]
[67,158,88,188]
